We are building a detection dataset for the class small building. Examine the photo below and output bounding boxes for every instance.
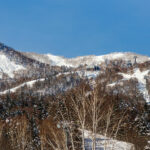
[86,65,100,71]
[94,66,101,71]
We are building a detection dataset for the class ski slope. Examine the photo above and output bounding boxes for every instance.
[108,69,150,103]
[0,78,45,95]
[120,69,150,103]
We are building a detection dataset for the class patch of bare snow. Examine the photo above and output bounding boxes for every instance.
[77,71,100,79]
[84,130,135,150]
[56,71,100,79]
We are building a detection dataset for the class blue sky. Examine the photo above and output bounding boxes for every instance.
[0,0,150,57]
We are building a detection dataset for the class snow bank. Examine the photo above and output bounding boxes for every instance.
[84,130,135,150]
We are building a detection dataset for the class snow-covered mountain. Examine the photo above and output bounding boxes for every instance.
[0,43,150,149]
[23,52,150,67]
[0,42,150,78]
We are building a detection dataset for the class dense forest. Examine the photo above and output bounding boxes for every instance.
[0,62,149,150]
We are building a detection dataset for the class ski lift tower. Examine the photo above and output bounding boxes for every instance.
[133,56,138,65]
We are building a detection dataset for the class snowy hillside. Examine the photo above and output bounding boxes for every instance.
[23,52,150,67]
[0,51,25,78]
[120,69,150,103]
[0,43,47,78]
[108,68,150,103]
[0,43,149,78]
[0,78,45,95]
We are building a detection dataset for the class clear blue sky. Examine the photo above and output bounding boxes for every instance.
[0,0,150,57]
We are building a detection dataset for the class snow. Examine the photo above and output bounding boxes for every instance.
[5,118,9,123]
[57,71,100,79]
[119,69,149,84]
[0,52,25,78]
[77,71,100,79]
[56,72,70,77]
[107,69,150,103]
[46,53,124,67]
[83,130,135,150]
[43,52,150,67]
[0,70,100,95]
[119,69,150,103]
[24,52,150,68]
[108,82,119,87]
[46,54,73,67]
[96,53,125,62]
[0,78,45,95]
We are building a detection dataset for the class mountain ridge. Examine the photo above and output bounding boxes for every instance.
[0,42,150,78]
[24,51,150,67]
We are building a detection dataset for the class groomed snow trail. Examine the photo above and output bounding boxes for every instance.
[0,78,45,95]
